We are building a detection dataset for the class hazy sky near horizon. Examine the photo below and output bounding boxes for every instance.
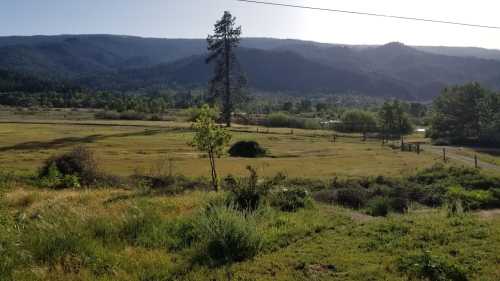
[2,0,500,49]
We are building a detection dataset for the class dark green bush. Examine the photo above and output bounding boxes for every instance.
[270,188,312,212]
[194,205,263,266]
[389,197,409,213]
[40,147,99,186]
[398,251,468,281]
[228,141,267,158]
[334,187,369,209]
[366,197,390,217]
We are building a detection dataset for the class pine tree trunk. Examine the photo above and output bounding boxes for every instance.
[224,38,232,127]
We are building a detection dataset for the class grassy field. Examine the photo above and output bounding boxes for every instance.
[0,120,441,179]
[1,186,500,281]
[2,112,500,281]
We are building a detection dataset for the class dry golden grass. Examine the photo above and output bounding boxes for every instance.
[0,121,445,179]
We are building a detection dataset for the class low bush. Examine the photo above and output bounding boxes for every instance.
[446,186,496,211]
[398,251,469,281]
[388,197,409,213]
[193,205,263,266]
[409,164,500,190]
[228,141,267,158]
[39,147,99,187]
[366,197,390,217]
[334,187,369,209]
[270,188,312,212]
[226,166,269,212]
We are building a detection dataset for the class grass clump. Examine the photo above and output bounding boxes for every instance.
[23,208,115,276]
[398,251,469,281]
[0,207,25,280]
[228,141,267,158]
[270,188,312,212]
[193,204,263,266]
[225,166,270,212]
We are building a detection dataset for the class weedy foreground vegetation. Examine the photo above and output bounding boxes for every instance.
[1,143,500,281]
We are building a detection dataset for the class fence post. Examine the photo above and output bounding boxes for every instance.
[443,148,446,162]
[417,144,421,154]
[475,154,478,169]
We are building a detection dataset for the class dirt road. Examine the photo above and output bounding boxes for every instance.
[423,145,500,173]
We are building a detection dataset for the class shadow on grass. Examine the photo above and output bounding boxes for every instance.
[0,130,162,152]
[475,149,500,157]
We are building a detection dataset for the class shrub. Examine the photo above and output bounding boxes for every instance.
[194,205,263,266]
[446,186,495,211]
[270,188,312,212]
[366,197,390,217]
[334,187,369,209]
[39,147,99,186]
[389,197,409,213]
[227,166,269,212]
[398,251,469,281]
[186,106,219,122]
[228,141,267,158]
[410,164,500,190]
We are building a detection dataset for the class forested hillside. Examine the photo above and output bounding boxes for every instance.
[1,35,500,100]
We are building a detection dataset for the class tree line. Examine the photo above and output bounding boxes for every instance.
[428,82,500,146]
[0,90,208,113]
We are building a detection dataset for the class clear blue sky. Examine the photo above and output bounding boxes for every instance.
[2,0,500,49]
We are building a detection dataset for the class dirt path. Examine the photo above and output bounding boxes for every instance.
[476,209,500,220]
[423,145,500,172]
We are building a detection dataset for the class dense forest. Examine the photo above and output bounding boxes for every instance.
[2,35,500,99]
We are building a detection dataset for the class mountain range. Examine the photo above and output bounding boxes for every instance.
[1,34,500,100]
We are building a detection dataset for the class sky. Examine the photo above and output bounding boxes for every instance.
[2,0,500,49]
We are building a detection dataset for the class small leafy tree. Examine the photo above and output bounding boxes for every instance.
[192,105,231,191]
[338,109,378,140]
[378,100,414,141]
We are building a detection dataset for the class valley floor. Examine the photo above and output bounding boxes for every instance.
[0,120,440,178]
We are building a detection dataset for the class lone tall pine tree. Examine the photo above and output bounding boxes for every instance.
[207,11,246,127]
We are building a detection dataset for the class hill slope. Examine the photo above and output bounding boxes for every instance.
[1,35,500,100]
